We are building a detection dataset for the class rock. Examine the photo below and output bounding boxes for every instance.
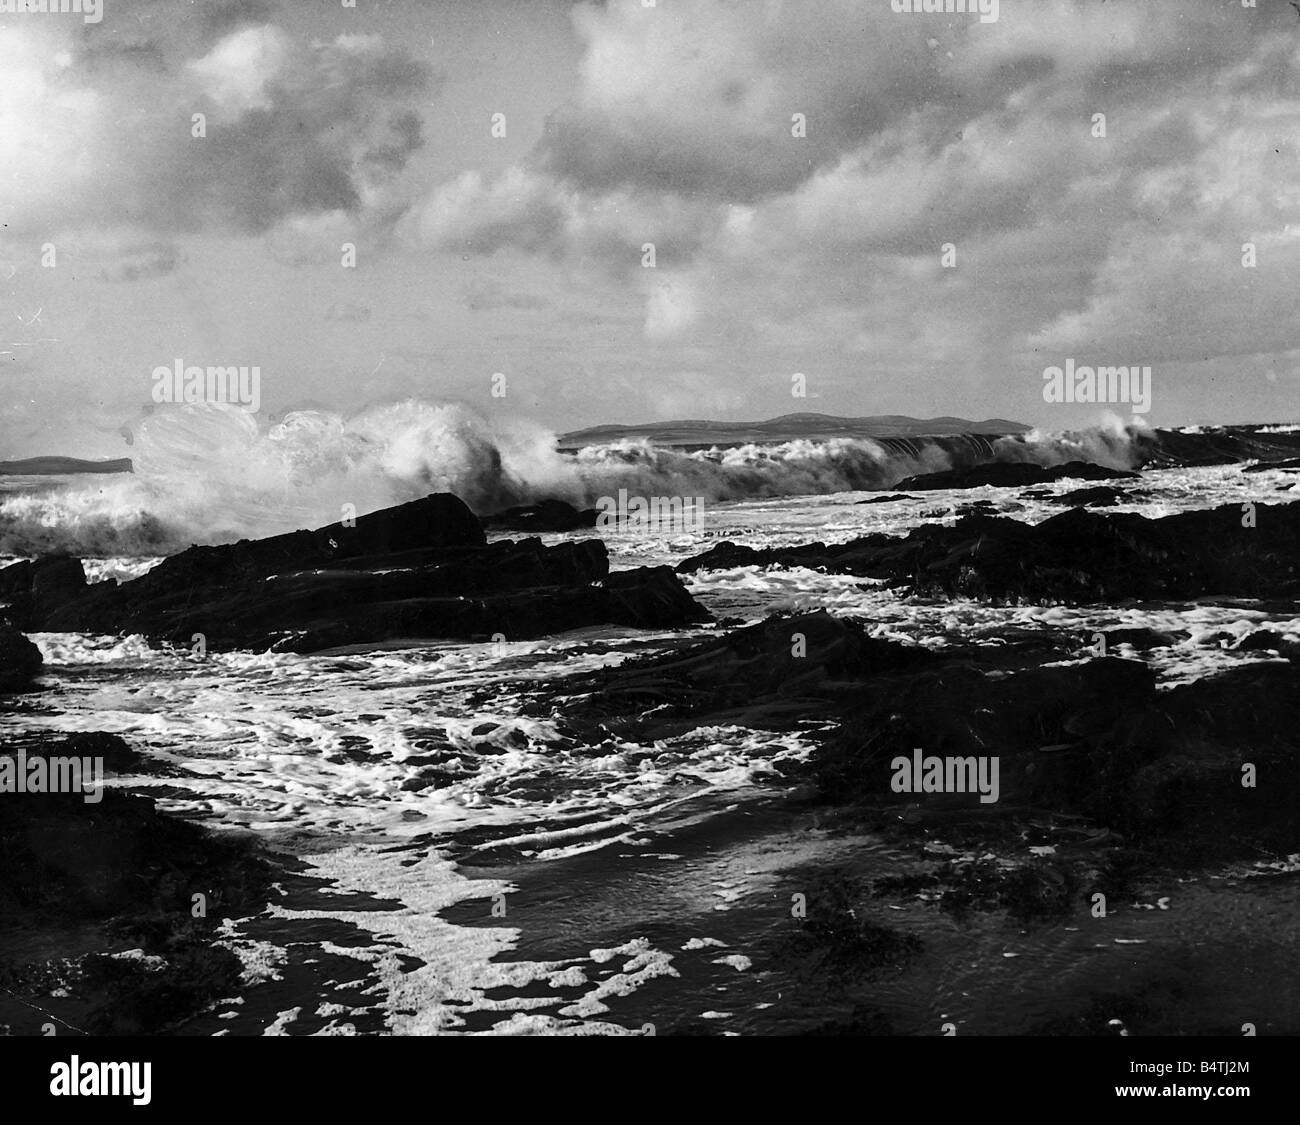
[0,625,43,691]
[855,494,914,505]
[0,557,87,628]
[0,729,272,1035]
[954,500,999,517]
[514,604,1300,863]
[481,499,599,532]
[893,460,1138,492]
[10,494,711,653]
[1096,627,1184,650]
[1050,486,1125,507]
[523,611,936,742]
[811,651,1300,858]
[1242,457,1300,473]
[679,500,1300,603]
[604,566,713,629]
[3,731,147,774]
[1233,629,1300,658]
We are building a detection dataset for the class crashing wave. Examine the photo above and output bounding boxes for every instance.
[3,401,1298,558]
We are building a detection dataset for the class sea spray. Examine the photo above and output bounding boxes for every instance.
[0,400,1171,559]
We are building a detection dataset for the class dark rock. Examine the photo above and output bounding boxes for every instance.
[815,655,1163,814]
[481,499,599,532]
[0,625,43,691]
[0,783,266,922]
[511,600,1300,868]
[518,611,936,742]
[77,941,245,1036]
[1096,627,1184,650]
[678,500,1300,603]
[1,557,87,629]
[3,731,147,774]
[603,566,711,629]
[893,459,1138,492]
[855,494,914,505]
[779,871,921,982]
[875,854,1084,922]
[13,494,710,653]
[0,728,273,1035]
[1050,486,1125,507]
[1242,457,1300,473]
[813,653,1300,858]
[1233,629,1292,652]
[954,500,999,517]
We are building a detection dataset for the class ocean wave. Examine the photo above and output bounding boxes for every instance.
[2,400,1295,559]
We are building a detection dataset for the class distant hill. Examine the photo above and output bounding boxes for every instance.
[558,412,1031,449]
[0,457,133,476]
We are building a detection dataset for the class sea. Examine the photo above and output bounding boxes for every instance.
[2,403,1299,1035]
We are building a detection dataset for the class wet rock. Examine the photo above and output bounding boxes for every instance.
[77,940,245,1036]
[954,500,999,517]
[0,729,273,1035]
[481,499,599,532]
[814,652,1300,859]
[4,731,148,774]
[1050,486,1125,507]
[679,501,1300,603]
[1233,629,1293,653]
[779,871,921,982]
[875,854,1085,922]
[10,494,710,653]
[534,610,936,740]
[0,625,43,692]
[893,460,1138,492]
[0,558,87,632]
[1242,457,1300,473]
[1097,627,1183,650]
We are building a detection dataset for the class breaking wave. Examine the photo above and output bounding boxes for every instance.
[1,400,1295,558]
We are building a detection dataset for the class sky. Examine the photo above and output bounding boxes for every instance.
[1,0,1299,458]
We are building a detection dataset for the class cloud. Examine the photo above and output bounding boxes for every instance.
[325,301,373,323]
[391,0,1300,420]
[643,273,700,341]
[97,244,182,283]
[408,168,570,256]
[8,0,1300,434]
[186,24,291,118]
[462,281,551,312]
[0,22,436,242]
[198,0,276,38]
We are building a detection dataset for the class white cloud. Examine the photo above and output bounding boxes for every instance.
[187,25,290,119]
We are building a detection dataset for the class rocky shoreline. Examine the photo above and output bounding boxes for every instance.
[0,732,272,1036]
[2,486,1298,1034]
[0,493,709,654]
[679,499,1300,602]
